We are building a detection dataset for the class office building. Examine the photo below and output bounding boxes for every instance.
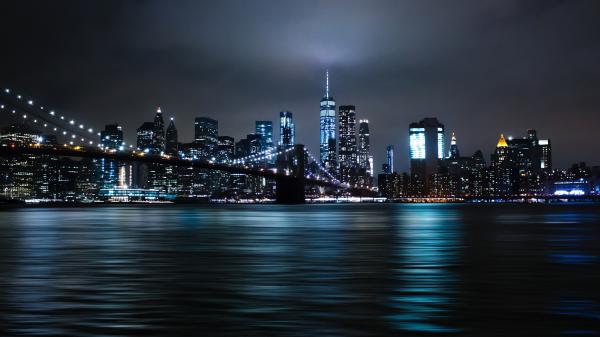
[338,105,357,183]
[165,118,178,155]
[100,124,123,150]
[279,111,295,147]
[409,118,445,187]
[319,71,337,174]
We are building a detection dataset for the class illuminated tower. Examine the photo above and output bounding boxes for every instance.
[153,107,165,152]
[338,105,357,183]
[383,145,394,174]
[357,119,372,187]
[448,132,459,159]
[409,118,445,192]
[319,70,337,175]
[279,111,295,147]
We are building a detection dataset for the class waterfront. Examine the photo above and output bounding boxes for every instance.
[0,204,599,336]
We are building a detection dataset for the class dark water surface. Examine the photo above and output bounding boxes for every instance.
[1,204,599,336]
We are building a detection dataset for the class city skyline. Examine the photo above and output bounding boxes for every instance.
[1,1,600,172]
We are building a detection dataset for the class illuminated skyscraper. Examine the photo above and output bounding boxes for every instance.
[100,124,123,150]
[194,117,219,159]
[448,132,459,159]
[383,145,394,174]
[153,107,165,152]
[255,120,274,152]
[319,71,337,174]
[136,122,155,152]
[356,120,372,187]
[409,118,445,186]
[338,105,357,183]
[279,111,295,147]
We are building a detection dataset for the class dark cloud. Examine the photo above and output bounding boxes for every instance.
[1,0,599,171]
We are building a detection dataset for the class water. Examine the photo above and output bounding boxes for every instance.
[0,203,599,336]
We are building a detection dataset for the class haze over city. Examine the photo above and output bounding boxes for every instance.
[1,0,600,171]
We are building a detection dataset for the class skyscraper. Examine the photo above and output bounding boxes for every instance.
[136,122,155,152]
[319,71,337,174]
[383,145,394,174]
[448,132,459,159]
[409,118,445,181]
[100,124,123,150]
[165,118,178,155]
[357,120,372,187]
[255,121,274,152]
[153,107,165,152]
[279,111,295,147]
[194,117,219,159]
[338,105,357,183]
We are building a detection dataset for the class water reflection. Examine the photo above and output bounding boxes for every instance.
[388,205,461,334]
[0,204,599,336]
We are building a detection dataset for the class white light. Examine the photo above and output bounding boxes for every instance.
[53,127,57,131]
[97,132,101,136]
[0,105,3,109]
[50,111,55,115]
[71,135,76,139]
[89,141,93,144]
[79,124,84,129]
[27,100,33,105]
[60,116,64,120]
[17,95,21,99]
[69,141,74,145]
[4,88,9,93]
[22,114,27,119]
[63,131,67,135]
[69,120,75,125]
[43,123,47,127]
[88,128,93,133]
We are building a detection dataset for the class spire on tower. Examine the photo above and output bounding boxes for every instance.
[325,70,330,98]
[451,132,457,145]
[157,107,162,114]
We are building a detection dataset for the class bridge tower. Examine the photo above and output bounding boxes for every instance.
[275,144,305,204]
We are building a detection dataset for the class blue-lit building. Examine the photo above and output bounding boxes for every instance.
[279,111,295,147]
[383,145,394,174]
[319,71,337,175]
[409,118,445,192]
[255,120,274,152]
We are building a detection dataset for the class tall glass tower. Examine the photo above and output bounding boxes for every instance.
[279,111,295,147]
[320,71,337,174]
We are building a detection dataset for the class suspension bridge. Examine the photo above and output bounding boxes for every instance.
[0,87,372,203]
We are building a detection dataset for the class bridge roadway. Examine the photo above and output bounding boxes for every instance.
[0,145,343,203]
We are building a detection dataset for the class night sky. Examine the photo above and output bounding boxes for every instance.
[1,0,599,171]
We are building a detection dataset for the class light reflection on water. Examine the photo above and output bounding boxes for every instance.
[0,204,599,336]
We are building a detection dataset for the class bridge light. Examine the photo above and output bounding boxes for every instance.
[0,105,3,109]
[4,88,9,93]
[27,100,33,105]
[119,146,124,151]
[71,135,76,139]
[33,119,37,123]
[43,123,47,127]
[79,124,84,129]
[22,114,27,119]
[89,141,93,145]
[69,120,75,125]
[49,111,55,115]
[40,106,44,110]
[60,116,64,120]
[69,141,74,145]
[97,132,101,136]
[53,127,57,131]
[17,95,21,99]
[88,128,93,133]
